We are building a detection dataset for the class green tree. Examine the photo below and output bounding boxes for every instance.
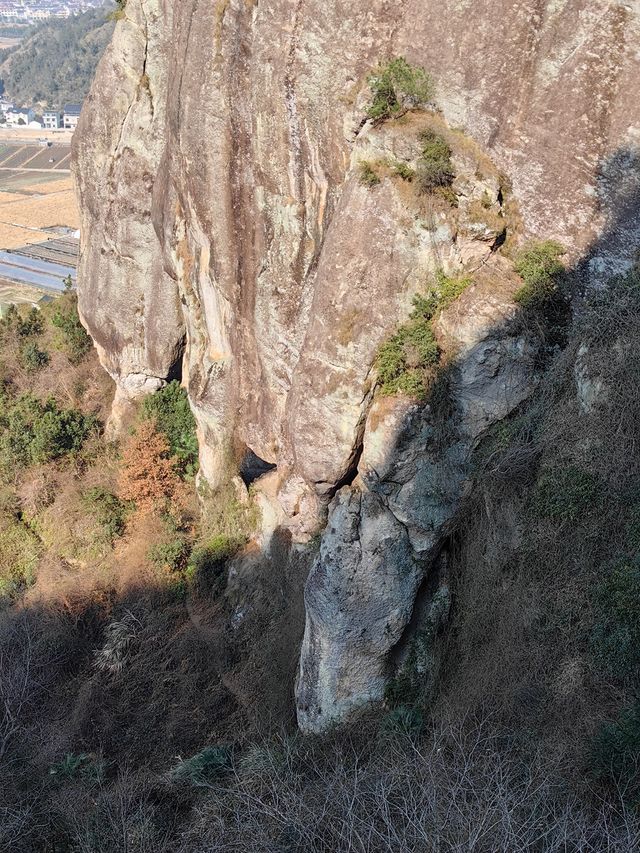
[0,393,97,470]
[140,381,199,477]
[51,293,91,363]
[16,307,44,337]
[366,58,435,122]
[19,341,50,372]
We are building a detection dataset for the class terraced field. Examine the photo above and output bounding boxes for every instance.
[0,143,71,172]
[0,143,78,251]
[0,143,79,303]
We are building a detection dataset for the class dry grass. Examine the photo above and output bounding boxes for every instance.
[174,714,640,853]
[0,190,30,204]
[0,127,73,142]
[0,282,44,306]
[443,267,640,773]
[0,222,55,247]
[0,188,78,227]
[0,166,78,247]
[25,175,74,194]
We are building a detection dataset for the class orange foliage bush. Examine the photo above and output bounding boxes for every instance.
[118,420,181,515]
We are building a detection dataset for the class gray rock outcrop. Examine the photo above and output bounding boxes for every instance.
[297,266,540,731]
[73,0,640,731]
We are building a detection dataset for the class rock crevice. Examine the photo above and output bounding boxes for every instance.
[73,0,640,731]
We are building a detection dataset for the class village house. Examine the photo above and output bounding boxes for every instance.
[5,107,34,126]
[63,103,82,131]
[43,110,63,130]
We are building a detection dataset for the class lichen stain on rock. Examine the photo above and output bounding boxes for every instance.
[73,0,640,731]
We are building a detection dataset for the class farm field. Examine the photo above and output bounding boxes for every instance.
[0,144,78,250]
[0,142,79,306]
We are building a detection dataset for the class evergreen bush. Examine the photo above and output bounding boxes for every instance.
[591,558,640,680]
[82,487,129,542]
[416,130,454,193]
[532,465,597,523]
[19,341,50,372]
[170,745,233,787]
[140,381,199,477]
[366,58,434,121]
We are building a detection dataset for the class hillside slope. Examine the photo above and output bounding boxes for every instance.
[73,0,640,728]
[0,8,114,109]
[0,0,637,847]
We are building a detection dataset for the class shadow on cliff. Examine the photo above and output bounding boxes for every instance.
[344,144,640,716]
[0,526,309,800]
[1,148,639,847]
[575,145,640,284]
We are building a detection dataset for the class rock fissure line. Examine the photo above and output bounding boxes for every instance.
[74,0,640,732]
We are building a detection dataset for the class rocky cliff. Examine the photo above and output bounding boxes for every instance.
[73,0,640,732]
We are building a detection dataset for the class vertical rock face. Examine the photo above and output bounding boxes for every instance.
[297,265,540,732]
[74,0,640,730]
[74,0,183,407]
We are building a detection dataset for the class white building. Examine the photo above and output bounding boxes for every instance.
[5,107,34,126]
[43,110,63,130]
[63,103,82,131]
[26,9,51,21]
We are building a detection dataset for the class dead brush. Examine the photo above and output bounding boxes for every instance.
[93,610,141,676]
[175,712,640,853]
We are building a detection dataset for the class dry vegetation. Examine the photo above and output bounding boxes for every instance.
[444,265,640,775]
[0,296,314,851]
[0,145,639,847]
[2,268,640,850]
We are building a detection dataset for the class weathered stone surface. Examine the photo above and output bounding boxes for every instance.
[74,0,640,731]
[296,262,542,731]
[75,0,640,489]
[73,0,184,394]
[297,487,422,732]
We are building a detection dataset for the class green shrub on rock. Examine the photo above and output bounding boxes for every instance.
[140,381,199,477]
[513,240,565,310]
[377,317,440,397]
[392,160,416,181]
[416,130,454,193]
[366,57,435,122]
[185,534,242,596]
[376,270,471,397]
[358,160,381,187]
